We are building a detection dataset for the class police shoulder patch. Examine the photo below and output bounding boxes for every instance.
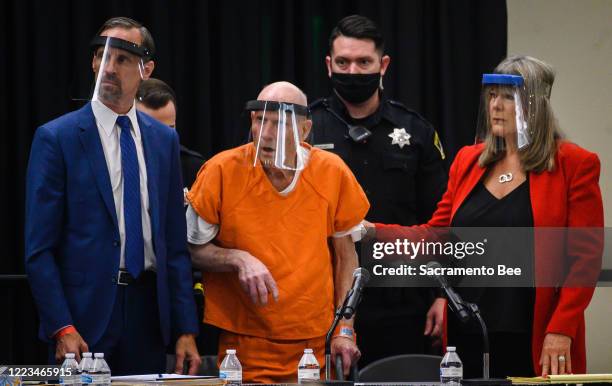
[433,130,446,160]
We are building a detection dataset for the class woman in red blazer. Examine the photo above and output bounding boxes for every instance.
[376,56,603,377]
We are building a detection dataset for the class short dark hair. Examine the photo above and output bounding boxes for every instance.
[96,16,156,60]
[329,15,384,54]
[137,78,176,110]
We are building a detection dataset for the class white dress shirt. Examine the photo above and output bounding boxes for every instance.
[92,100,156,271]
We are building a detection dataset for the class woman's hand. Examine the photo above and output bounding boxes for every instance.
[539,333,572,376]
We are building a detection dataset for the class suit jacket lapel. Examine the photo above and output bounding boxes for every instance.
[138,112,160,244]
[77,103,119,229]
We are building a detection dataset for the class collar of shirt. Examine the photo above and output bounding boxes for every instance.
[91,99,141,140]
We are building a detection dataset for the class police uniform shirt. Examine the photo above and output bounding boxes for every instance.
[180,144,205,189]
[309,93,447,226]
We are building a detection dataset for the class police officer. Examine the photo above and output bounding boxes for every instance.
[136,78,204,189]
[309,15,448,367]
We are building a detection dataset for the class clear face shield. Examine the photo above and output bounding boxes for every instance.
[475,74,530,152]
[246,100,309,171]
[90,36,151,105]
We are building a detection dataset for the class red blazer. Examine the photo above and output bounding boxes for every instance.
[380,141,603,374]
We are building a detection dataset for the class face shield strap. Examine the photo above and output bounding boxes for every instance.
[90,36,152,59]
[245,100,309,117]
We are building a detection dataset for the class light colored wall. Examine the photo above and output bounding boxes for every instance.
[507,0,612,373]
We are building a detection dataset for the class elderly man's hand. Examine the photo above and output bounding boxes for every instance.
[233,250,279,305]
[331,336,360,377]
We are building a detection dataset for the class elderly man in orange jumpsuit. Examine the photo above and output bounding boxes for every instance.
[186,81,369,383]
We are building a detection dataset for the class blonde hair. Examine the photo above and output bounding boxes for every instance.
[478,55,562,172]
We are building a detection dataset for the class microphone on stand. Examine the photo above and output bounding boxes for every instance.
[325,267,370,381]
[342,267,370,319]
[425,261,510,385]
[425,261,470,323]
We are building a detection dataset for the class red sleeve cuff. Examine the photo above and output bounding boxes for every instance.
[54,325,77,339]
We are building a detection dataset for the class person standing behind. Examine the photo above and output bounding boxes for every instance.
[25,17,201,375]
[309,15,448,366]
[137,78,219,369]
[136,78,205,190]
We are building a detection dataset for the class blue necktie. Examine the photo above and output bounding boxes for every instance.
[117,116,144,278]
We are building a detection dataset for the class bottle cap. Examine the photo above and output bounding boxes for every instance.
[304,348,313,354]
[65,353,75,359]
[446,346,456,352]
[226,349,236,354]
[94,353,105,358]
[83,352,92,357]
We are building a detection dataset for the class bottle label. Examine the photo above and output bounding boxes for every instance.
[220,370,242,383]
[298,368,320,382]
[90,373,109,385]
[440,367,463,378]
[81,374,93,384]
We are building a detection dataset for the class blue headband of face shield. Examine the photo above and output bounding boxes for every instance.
[482,74,524,87]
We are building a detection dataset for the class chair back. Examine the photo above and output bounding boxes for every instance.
[358,354,442,382]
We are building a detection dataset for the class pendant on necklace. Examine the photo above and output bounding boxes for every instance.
[498,172,513,183]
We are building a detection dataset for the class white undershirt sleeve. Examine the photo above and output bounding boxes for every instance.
[332,221,367,242]
[186,204,219,245]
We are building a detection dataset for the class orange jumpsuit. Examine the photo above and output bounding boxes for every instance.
[188,143,369,383]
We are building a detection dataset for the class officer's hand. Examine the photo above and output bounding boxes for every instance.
[234,250,279,305]
[174,334,202,375]
[424,297,445,338]
[331,336,360,377]
[361,220,377,241]
[55,330,89,363]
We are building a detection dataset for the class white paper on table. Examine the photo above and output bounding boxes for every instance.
[111,373,215,382]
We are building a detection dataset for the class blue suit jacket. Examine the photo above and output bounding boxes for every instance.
[25,102,198,346]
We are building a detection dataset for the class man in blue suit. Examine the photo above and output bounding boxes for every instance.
[25,17,201,375]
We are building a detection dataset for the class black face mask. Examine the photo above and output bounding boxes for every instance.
[331,72,380,104]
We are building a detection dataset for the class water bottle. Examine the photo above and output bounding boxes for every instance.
[78,352,94,385]
[59,353,79,385]
[219,349,242,385]
[440,346,463,385]
[297,348,320,383]
[90,353,111,386]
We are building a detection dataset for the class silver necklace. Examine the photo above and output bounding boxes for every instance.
[498,172,513,183]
